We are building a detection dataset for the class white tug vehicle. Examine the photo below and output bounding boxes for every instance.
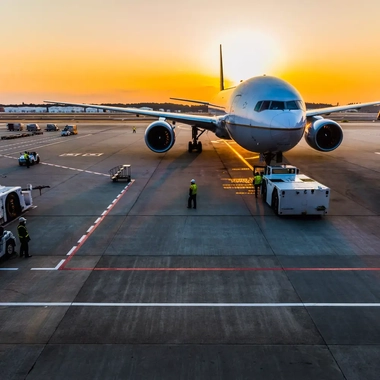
[0,227,16,258]
[0,185,33,224]
[257,165,330,216]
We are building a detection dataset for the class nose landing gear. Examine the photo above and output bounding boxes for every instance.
[262,151,283,165]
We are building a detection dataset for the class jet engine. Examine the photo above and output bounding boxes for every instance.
[304,117,343,152]
[144,120,175,153]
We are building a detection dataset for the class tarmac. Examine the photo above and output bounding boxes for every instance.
[0,117,380,379]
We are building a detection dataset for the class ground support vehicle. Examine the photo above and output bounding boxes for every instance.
[0,185,33,224]
[26,123,41,132]
[61,124,77,136]
[257,165,330,216]
[19,152,40,166]
[7,123,24,131]
[110,165,131,182]
[0,228,16,258]
[45,123,59,131]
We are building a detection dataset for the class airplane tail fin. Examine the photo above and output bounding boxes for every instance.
[220,44,225,91]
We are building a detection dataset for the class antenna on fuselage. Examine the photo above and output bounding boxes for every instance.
[220,44,225,91]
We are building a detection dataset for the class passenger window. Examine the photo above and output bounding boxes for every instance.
[254,101,262,112]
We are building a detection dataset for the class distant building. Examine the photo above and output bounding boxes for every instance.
[4,106,47,112]
[48,106,84,113]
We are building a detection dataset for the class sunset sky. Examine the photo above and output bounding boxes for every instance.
[1,0,380,105]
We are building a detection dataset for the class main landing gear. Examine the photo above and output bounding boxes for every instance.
[262,151,283,166]
[188,125,205,153]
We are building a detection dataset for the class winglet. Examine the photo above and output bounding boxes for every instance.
[220,44,225,91]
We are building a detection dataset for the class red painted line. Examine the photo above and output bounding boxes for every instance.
[60,267,380,272]
[59,181,134,270]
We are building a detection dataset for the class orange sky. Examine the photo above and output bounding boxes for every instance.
[1,0,380,105]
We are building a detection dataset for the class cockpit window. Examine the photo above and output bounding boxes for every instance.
[261,101,270,111]
[254,101,262,112]
[254,100,304,112]
[297,100,306,111]
[269,101,284,110]
[285,101,298,110]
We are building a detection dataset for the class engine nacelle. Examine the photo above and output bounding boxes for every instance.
[144,120,175,153]
[304,117,343,152]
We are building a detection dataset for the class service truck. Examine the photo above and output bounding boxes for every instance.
[257,165,330,216]
[0,185,33,224]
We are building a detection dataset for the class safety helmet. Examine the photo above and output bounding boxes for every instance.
[19,217,27,223]
[191,179,195,183]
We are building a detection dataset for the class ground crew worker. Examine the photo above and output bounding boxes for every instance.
[253,172,262,198]
[17,217,32,258]
[133,127,136,133]
[24,151,30,168]
[187,179,197,209]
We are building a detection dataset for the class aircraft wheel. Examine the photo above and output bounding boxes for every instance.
[197,141,202,153]
[5,241,15,258]
[5,193,21,221]
[272,189,279,215]
[188,141,193,153]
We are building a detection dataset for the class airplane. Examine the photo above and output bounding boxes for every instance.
[45,45,380,165]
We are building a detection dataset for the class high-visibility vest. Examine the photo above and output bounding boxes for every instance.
[254,175,262,185]
[190,184,197,195]
[17,224,29,240]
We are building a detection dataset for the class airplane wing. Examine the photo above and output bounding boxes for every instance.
[306,101,380,117]
[170,97,224,109]
[44,101,219,130]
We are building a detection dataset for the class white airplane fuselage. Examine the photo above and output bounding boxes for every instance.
[210,76,307,153]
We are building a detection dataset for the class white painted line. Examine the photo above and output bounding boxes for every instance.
[31,268,56,271]
[55,259,66,270]
[116,194,121,198]
[87,225,95,233]
[94,218,101,224]
[66,246,77,256]
[3,302,380,307]
[101,211,107,216]
[112,199,117,203]
[78,235,86,244]
[107,204,112,209]
[375,152,380,155]
[0,302,72,306]
[0,268,19,271]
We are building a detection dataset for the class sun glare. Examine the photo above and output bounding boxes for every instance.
[220,30,284,85]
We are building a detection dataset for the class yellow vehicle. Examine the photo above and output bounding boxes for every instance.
[61,124,78,136]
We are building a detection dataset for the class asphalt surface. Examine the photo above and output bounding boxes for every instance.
[0,118,380,379]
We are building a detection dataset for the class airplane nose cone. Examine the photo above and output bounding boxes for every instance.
[271,113,296,128]
[270,111,305,150]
